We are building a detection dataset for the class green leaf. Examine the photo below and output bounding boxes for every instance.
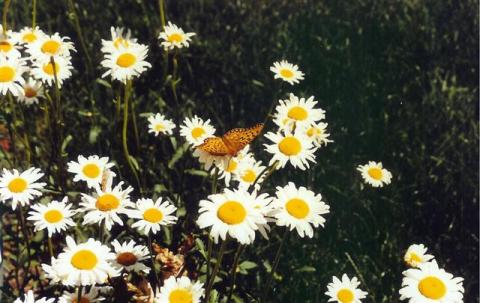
[239,260,257,270]
[168,143,188,169]
[295,266,316,273]
[89,126,101,144]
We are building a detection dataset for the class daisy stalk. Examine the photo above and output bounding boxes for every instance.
[206,167,219,283]
[226,244,245,303]
[204,238,228,302]
[261,231,289,303]
[2,0,10,34]
[31,0,37,28]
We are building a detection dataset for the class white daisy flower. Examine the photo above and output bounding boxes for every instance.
[273,93,325,130]
[0,55,27,96]
[13,290,55,303]
[399,260,464,302]
[80,176,134,231]
[303,122,333,147]
[27,196,76,237]
[357,161,392,188]
[158,21,196,51]
[154,276,204,303]
[67,155,115,188]
[246,192,274,240]
[59,287,103,303]
[44,236,119,286]
[129,197,177,235]
[111,239,150,274]
[197,188,267,244]
[264,131,317,170]
[101,43,151,83]
[404,244,435,268]
[13,26,46,45]
[217,148,254,186]
[0,25,21,58]
[0,167,46,210]
[16,77,44,105]
[192,148,230,171]
[235,158,266,191]
[31,55,74,87]
[26,32,75,61]
[179,115,216,147]
[272,182,329,238]
[325,274,368,303]
[270,60,305,85]
[148,113,176,136]
[101,26,137,54]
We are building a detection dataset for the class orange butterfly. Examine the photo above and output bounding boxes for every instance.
[197,123,264,156]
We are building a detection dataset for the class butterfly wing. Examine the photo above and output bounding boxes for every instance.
[222,123,264,155]
[197,136,231,156]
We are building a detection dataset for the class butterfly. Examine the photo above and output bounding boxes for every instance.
[197,123,264,156]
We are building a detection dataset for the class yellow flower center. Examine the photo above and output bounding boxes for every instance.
[155,123,165,132]
[71,249,98,270]
[241,169,256,183]
[0,40,12,52]
[0,66,15,82]
[226,160,238,173]
[24,87,37,98]
[116,252,138,266]
[113,37,129,49]
[337,288,354,303]
[23,32,37,43]
[418,276,447,300]
[191,127,205,139]
[44,209,64,223]
[95,194,120,211]
[7,177,27,193]
[278,136,302,156]
[280,68,294,78]
[143,208,164,223]
[169,288,192,303]
[41,40,61,55]
[285,198,310,219]
[217,200,246,225]
[168,33,183,43]
[407,252,422,265]
[72,297,90,303]
[82,163,101,179]
[116,53,136,68]
[306,127,321,137]
[367,167,383,180]
[287,106,308,121]
[42,62,60,76]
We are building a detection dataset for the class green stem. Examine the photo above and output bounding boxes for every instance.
[147,233,160,291]
[2,0,10,35]
[19,107,32,164]
[18,206,32,288]
[67,0,93,76]
[204,238,228,302]
[261,232,288,303]
[345,252,376,303]
[158,0,166,29]
[31,0,37,28]
[47,235,54,258]
[251,160,279,193]
[211,167,219,194]
[206,235,213,282]
[227,244,245,303]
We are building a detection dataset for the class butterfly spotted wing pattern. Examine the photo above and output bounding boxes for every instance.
[197,137,231,156]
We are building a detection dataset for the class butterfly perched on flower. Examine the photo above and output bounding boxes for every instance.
[197,123,264,156]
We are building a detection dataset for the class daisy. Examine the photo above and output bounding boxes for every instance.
[0,25,21,58]
[101,26,137,54]
[67,155,115,188]
[0,167,46,210]
[264,130,317,170]
[111,239,150,274]
[246,192,274,239]
[272,182,329,238]
[148,113,176,136]
[27,32,75,61]
[270,60,305,85]
[235,158,266,191]
[80,176,134,230]
[31,55,73,87]
[154,276,204,303]
[16,77,44,105]
[192,148,229,171]
[0,55,27,96]
[404,244,435,268]
[101,43,151,83]
[59,287,103,303]
[357,161,392,188]
[129,197,177,235]
[325,274,368,303]
[158,21,196,51]
[179,115,216,147]
[303,122,333,147]
[44,236,119,286]
[217,148,253,186]
[14,290,55,303]
[27,196,76,237]
[197,188,267,244]
[13,26,46,45]
[399,260,464,302]
[273,93,325,130]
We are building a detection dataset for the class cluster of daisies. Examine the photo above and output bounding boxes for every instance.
[0,25,75,104]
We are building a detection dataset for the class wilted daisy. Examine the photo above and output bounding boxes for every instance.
[31,56,73,87]
[129,197,177,235]
[148,113,176,136]
[101,26,137,53]
[303,122,333,147]
[111,239,150,274]
[80,176,134,230]
[179,115,216,147]
[158,21,196,51]
[270,60,305,85]
[67,155,115,188]
[0,25,21,58]
[155,276,204,303]
[14,26,46,45]
[399,260,464,303]
[46,236,119,286]
[16,77,44,105]
[101,43,151,83]
[27,32,75,61]
[235,158,266,191]
[273,93,325,130]
[27,197,76,237]
[264,131,317,170]
[0,167,46,210]
[13,290,55,303]
[357,161,392,188]
[404,244,435,268]
[0,55,27,96]
[272,182,329,238]
[325,274,368,303]
[197,188,267,244]
[59,287,103,303]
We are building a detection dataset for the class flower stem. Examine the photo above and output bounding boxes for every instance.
[204,238,228,302]
[226,244,245,303]
[158,0,166,29]
[17,206,32,287]
[67,0,93,76]
[251,160,279,192]
[31,0,37,28]
[147,233,160,292]
[261,231,288,303]
[2,0,11,35]
[47,234,54,258]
